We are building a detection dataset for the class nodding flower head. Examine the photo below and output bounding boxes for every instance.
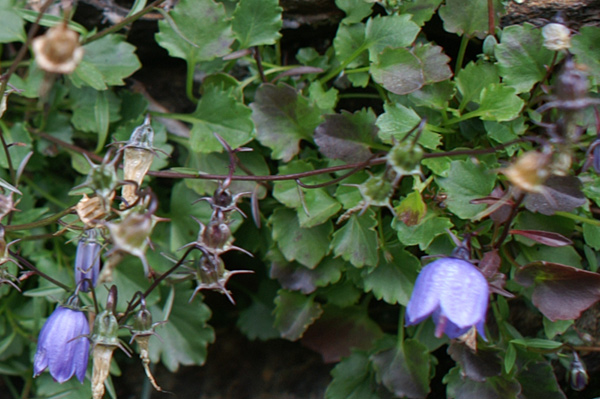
[405,256,489,340]
[75,229,102,292]
[33,301,90,383]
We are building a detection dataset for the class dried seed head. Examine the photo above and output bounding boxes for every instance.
[501,151,551,193]
[76,194,111,227]
[542,23,571,51]
[121,117,155,207]
[32,23,84,74]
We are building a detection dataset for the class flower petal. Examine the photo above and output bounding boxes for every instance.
[438,258,488,328]
[405,260,443,325]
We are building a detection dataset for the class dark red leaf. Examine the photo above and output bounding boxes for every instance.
[480,250,501,278]
[515,262,600,321]
[447,343,502,382]
[509,229,573,247]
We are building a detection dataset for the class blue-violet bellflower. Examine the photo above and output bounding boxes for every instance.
[405,257,489,340]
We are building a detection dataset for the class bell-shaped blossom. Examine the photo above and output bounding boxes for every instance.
[34,305,90,383]
[406,257,489,340]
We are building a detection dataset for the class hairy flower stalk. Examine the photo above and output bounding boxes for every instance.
[33,296,90,383]
[121,115,155,208]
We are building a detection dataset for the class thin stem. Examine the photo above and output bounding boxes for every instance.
[487,0,495,36]
[455,35,470,72]
[20,176,70,208]
[554,211,600,227]
[118,247,196,323]
[82,0,167,44]
[11,251,71,291]
[253,47,267,83]
[493,192,525,250]
[0,122,16,187]
[398,306,405,346]
[319,44,368,84]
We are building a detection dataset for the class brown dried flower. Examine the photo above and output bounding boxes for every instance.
[32,23,84,74]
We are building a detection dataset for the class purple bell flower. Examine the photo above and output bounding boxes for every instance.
[405,257,489,340]
[33,305,90,383]
[75,229,101,292]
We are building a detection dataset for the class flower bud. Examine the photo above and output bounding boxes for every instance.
[386,140,423,184]
[569,352,589,391]
[358,174,394,208]
[75,229,101,292]
[106,209,154,276]
[32,23,84,74]
[542,22,571,51]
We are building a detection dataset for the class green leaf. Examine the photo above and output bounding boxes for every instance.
[321,279,363,307]
[439,0,503,39]
[79,34,141,87]
[543,317,573,339]
[0,8,25,43]
[475,83,524,121]
[510,338,563,350]
[376,102,441,149]
[331,209,379,268]
[69,86,121,133]
[270,253,344,293]
[362,245,419,305]
[583,222,600,250]
[455,62,500,110]
[495,23,555,93]
[237,280,280,340]
[188,85,255,153]
[370,48,423,94]
[271,208,332,269]
[365,15,420,61]
[371,339,431,399]
[334,23,369,69]
[326,350,381,399]
[251,83,322,161]
[399,0,443,26]
[148,286,215,372]
[70,59,107,90]
[335,0,373,24]
[407,80,456,111]
[0,123,32,171]
[168,181,214,252]
[505,343,517,374]
[273,289,323,340]
[232,0,282,48]
[572,26,600,83]
[272,161,341,228]
[156,0,234,64]
[393,210,453,250]
[436,159,497,219]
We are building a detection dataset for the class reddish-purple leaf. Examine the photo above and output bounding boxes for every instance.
[480,250,501,278]
[510,229,573,247]
[301,305,383,363]
[515,262,600,321]
[447,343,502,382]
[524,175,586,215]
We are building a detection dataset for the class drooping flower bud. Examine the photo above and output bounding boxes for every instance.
[75,229,102,292]
[190,255,253,304]
[386,140,423,185]
[569,352,589,391]
[32,23,84,74]
[121,116,155,208]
